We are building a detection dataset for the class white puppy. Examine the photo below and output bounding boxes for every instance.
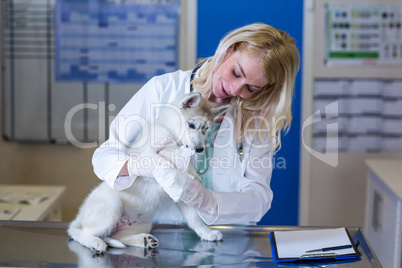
[68,92,228,254]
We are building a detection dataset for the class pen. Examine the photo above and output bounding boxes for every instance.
[305,244,353,253]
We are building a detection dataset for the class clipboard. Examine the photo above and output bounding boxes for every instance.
[269,228,361,263]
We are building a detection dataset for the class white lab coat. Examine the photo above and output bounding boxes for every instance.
[92,69,274,225]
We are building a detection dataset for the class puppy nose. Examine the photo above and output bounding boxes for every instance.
[195,147,204,153]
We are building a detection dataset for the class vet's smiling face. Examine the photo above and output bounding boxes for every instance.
[210,50,268,105]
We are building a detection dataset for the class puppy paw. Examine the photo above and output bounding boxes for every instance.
[89,237,108,254]
[200,230,223,242]
[121,233,160,248]
[144,234,159,248]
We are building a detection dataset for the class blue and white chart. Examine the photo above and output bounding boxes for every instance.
[55,0,179,83]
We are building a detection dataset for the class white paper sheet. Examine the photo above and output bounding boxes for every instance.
[0,208,20,220]
[274,228,356,259]
[0,191,49,205]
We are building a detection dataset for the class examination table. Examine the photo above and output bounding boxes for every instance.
[0,221,381,267]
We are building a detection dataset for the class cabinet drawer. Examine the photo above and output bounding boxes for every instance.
[365,170,401,268]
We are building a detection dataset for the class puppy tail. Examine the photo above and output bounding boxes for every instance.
[104,237,126,248]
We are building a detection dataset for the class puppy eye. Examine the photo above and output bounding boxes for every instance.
[188,122,196,129]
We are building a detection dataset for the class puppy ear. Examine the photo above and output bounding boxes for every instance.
[211,104,231,118]
[181,92,202,108]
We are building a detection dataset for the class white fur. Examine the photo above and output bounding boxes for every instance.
[68,93,227,254]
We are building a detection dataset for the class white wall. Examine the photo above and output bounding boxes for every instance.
[0,0,197,221]
[301,0,402,227]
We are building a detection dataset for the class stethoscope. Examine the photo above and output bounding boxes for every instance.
[190,62,244,174]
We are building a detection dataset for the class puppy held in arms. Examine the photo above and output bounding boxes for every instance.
[68,92,229,254]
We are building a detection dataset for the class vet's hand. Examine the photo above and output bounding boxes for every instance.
[183,179,218,215]
[128,137,174,178]
[153,168,195,202]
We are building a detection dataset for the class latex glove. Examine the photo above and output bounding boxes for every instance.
[183,179,218,215]
[153,167,194,202]
[152,145,196,202]
[174,146,195,172]
[128,137,173,179]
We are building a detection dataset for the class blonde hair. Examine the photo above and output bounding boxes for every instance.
[192,23,300,152]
